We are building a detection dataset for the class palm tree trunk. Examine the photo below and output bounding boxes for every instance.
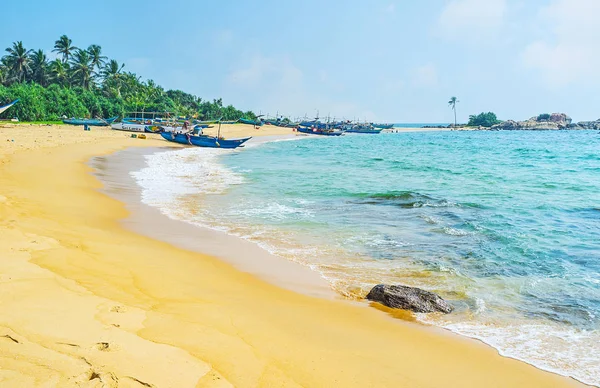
[454,107,457,128]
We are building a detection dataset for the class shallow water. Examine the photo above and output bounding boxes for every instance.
[132,130,600,385]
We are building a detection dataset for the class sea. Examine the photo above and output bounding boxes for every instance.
[131,128,600,386]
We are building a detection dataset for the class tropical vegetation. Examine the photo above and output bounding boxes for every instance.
[467,112,501,127]
[0,36,256,122]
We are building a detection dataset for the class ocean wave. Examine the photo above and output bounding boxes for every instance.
[427,318,600,386]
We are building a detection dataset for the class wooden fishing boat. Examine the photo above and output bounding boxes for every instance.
[345,125,383,134]
[0,99,19,116]
[297,126,344,136]
[238,116,264,126]
[372,123,394,129]
[111,121,147,132]
[160,132,251,148]
[63,117,117,126]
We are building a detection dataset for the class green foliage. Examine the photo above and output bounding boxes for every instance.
[467,112,501,127]
[0,36,254,122]
[537,113,551,121]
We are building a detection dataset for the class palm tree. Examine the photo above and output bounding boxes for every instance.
[101,59,125,96]
[53,35,77,63]
[69,49,95,89]
[87,44,107,71]
[448,96,459,128]
[30,49,51,86]
[50,59,69,86]
[4,41,32,83]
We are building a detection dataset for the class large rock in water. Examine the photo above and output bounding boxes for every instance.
[366,284,453,313]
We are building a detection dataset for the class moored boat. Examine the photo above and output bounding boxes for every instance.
[297,126,344,136]
[63,117,117,126]
[373,123,394,129]
[159,132,251,148]
[0,99,19,116]
[111,121,147,132]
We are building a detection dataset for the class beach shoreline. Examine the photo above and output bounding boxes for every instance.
[0,124,585,387]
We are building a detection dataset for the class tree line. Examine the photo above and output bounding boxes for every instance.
[0,36,256,122]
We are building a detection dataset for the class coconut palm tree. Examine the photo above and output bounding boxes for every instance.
[4,41,33,83]
[50,59,69,86]
[29,49,51,86]
[87,44,107,71]
[101,59,125,97]
[69,49,95,89]
[448,96,459,128]
[53,35,77,63]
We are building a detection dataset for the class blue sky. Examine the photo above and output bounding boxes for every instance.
[2,0,599,122]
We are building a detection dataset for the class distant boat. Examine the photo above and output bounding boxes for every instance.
[63,117,117,126]
[297,126,344,136]
[238,116,264,126]
[0,99,19,116]
[372,123,394,129]
[160,132,251,148]
[345,127,383,134]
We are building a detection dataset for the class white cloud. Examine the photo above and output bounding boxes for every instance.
[521,0,600,86]
[413,63,438,87]
[437,0,507,41]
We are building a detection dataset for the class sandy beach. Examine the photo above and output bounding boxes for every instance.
[0,123,584,387]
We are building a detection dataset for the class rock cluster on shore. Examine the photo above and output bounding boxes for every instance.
[366,284,454,313]
[482,112,600,131]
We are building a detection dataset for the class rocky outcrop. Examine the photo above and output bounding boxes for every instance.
[366,284,453,313]
[490,113,572,130]
[569,119,600,130]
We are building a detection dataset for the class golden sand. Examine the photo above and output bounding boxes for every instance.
[0,123,583,387]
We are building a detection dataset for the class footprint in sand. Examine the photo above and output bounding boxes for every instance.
[94,342,119,352]
[110,305,126,313]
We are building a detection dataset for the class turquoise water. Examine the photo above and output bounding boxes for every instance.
[133,130,600,385]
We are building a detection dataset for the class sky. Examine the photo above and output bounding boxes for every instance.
[2,0,600,122]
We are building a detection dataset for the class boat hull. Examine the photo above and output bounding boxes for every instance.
[345,129,383,134]
[297,126,344,136]
[160,132,251,148]
[63,117,117,126]
[111,122,147,132]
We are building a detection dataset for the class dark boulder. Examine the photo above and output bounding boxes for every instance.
[366,284,453,313]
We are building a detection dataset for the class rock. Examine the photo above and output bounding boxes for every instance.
[491,113,574,131]
[366,284,453,313]
[574,119,600,130]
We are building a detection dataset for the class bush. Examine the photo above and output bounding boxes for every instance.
[537,113,551,121]
[467,112,501,127]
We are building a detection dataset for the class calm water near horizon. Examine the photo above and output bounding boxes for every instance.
[132,130,600,385]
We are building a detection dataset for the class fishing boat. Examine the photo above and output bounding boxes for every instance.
[0,99,19,116]
[297,126,344,136]
[111,121,147,132]
[62,117,117,126]
[345,127,383,134]
[372,123,394,129]
[238,115,264,126]
[159,132,251,148]
[344,123,383,134]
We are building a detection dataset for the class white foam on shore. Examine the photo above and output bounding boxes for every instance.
[423,317,600,386]
[130,140,600,387]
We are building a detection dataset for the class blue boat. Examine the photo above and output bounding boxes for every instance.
[0,99,19,116]
[297,126,344,136]
[345,128,383,134]
[160,132,251,148]
[63,117,117,126]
